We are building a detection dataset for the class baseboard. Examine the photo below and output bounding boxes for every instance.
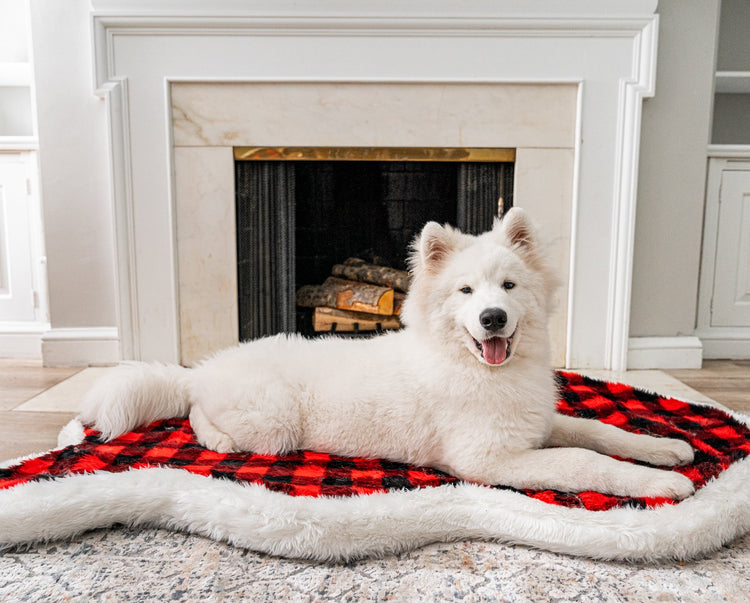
[695,327,750,359]
[0,322,48,358]
[627,336,703,369]
[41,327,120,367]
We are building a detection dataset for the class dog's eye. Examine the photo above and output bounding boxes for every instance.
[503,281,516,290]
[459,286,473,295]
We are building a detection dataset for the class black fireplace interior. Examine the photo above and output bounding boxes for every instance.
[235,159,514,341]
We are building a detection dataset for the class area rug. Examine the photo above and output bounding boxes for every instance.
[2,372,750,562]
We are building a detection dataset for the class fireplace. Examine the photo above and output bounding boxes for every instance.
[92,0,659,370]
[234,147,514,340]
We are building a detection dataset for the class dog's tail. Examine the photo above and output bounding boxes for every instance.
[79,362,192,439]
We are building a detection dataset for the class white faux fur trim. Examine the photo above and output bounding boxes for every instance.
[1,424,749,561]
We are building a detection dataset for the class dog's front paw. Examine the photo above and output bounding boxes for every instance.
[641,471,695,500]
[639,437,694,467]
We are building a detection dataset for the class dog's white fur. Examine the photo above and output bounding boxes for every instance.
[81,209,695,499]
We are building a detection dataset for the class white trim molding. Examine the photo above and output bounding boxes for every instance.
[41,327,120,367]
[627,337,703,370]
[90,0,659,369]
[0,322,47,359]
[707,145,750,160]
[696,328,750,360]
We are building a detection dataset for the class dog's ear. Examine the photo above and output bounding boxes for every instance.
[412,222,457,274]
[498,207,537,253]
[498,208,560,306]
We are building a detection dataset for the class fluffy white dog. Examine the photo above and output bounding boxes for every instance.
[81,208,695,499]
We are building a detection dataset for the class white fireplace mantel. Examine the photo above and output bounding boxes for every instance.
[91,0,658,370]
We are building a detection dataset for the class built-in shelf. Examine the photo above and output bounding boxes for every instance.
[0,62,32,87]
[0,138,38,151]
[715,71,750,94]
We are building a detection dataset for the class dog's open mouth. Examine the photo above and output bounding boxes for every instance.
[473,332,515,365]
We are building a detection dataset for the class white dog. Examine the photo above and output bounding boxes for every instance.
[81,208,695,499]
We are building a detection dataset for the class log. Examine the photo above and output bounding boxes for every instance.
[331,258,411,292]
[313,307,401,332]
[393,292,405,316]
[296,277,394,315]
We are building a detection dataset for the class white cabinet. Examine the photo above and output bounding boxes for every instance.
[711,169,750,326]
[697,154,750,357]
[0,153,37,321]
[0,151,47,357]
[0,1,47,356]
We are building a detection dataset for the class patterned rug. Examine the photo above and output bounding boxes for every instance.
[2,372,750,562]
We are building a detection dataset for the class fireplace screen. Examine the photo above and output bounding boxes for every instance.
[234,147,514,341]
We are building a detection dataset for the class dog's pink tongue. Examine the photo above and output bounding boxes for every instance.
[482,337,508,365]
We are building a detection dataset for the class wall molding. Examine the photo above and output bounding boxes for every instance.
[41,327,120,367]
[0,322,48,359]
[707,144,750,159]
[627,336,703,370]
[695,328,750,360]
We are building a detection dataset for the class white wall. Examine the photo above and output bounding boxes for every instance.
[629,0,720,338]
[25,0,720,367]
[0,0,29,62]
[29,0,117,332]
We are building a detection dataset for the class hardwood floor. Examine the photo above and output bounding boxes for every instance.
[0,358,748,463]
[667,359,750,414]
[0,359,81,461]
[0,359,80,411]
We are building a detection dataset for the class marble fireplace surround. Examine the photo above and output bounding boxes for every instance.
[172,82,576,366]
[92,0,659,370]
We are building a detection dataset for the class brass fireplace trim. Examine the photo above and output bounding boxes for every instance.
[234,147,515,163]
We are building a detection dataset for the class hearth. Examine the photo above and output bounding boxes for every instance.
[234,147,514,340]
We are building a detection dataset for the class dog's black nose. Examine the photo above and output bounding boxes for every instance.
[479,308,507,332]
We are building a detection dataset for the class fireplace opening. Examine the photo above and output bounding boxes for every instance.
[234,147,514,341]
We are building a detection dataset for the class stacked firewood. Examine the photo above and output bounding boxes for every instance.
[296,258,410,333]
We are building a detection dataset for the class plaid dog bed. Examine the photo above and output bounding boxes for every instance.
[3,372,749,511]
[3,372,750,562]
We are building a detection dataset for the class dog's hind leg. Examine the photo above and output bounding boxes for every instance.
[188,372,304,455]
[189,404,239,453]
[546,414,694,467]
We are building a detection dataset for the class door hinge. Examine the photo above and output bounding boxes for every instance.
[31,289,39,309]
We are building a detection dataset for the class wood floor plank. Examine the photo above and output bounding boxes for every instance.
[0,359,81,411]
[0,410,77,462]
[667,360,750,412]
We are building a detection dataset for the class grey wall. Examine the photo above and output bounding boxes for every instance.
[713,94,750,144]
[630,0,720,338]
[716,0,750,71]
[712,0,750,146]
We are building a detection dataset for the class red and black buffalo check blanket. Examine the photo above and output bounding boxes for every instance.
[2,372,749,512]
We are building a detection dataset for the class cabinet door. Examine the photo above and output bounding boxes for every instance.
[0,154,36,322]
[711,169,750,327]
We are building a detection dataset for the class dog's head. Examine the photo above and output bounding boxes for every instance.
[402,208,557,367]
